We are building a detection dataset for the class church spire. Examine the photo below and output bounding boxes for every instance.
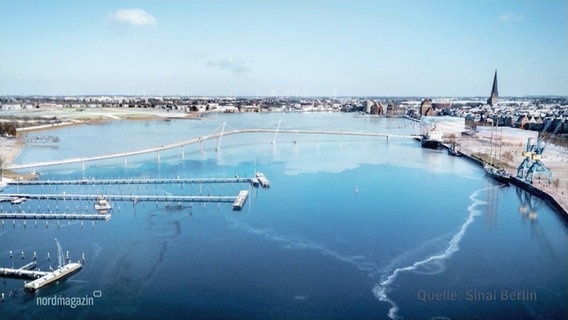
[488,70,498,106]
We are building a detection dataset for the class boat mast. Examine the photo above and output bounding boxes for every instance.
[55,238,64,268]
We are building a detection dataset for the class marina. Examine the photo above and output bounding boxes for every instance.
[1,239,82,292]
[1,1,567,318]
[0,113,566,320]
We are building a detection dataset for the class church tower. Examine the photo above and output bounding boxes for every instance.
[487,70,498,106]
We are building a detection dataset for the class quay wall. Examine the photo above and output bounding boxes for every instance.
[455,146,568,221]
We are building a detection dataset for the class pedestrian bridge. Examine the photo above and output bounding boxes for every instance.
[5,128,419,170]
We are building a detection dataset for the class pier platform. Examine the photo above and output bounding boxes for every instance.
[24,263,82,291]
[255,172,270,188]
[232,190,249,211]
[7,177,254,186]
[1,193,237,203]
[0,212,111,221]
[0,261,49,280]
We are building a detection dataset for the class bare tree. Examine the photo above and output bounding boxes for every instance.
[552,178,560,191]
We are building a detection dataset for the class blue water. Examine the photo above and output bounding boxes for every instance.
[1,113,567,319]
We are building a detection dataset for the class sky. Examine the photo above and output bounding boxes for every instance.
[0,0,566,97]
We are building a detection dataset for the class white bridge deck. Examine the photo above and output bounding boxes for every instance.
[5,129,418,170]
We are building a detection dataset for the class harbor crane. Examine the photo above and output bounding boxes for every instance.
[516,135,552,184]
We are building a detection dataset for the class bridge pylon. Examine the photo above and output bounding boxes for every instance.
[216,122,226,151]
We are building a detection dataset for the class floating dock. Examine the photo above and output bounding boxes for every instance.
[6,177,253,186]
[255,172,270,188]
[24,263,82,291]
[1,239,84,291]
[0,262,48,280]
[0,212,111,221]
[0,193,237,203]
[232,190,249,211]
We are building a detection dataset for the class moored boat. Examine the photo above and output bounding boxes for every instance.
[94,196,112,211]
[421,123,443,149]
[484,164,511,185]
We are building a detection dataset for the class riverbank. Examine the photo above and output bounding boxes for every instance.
[456,134,568,219]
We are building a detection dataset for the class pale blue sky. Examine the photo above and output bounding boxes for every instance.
[1,0,566,96]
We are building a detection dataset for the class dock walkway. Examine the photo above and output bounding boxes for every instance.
[7,177,253,186]
[24,263,82,290]
[1,193,238,203]
[0,212,111,220]
[0,261,48,280]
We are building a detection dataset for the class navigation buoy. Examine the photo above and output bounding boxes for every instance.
[33,251,36,260]
[9,251,12,259]
[46,252,50,260]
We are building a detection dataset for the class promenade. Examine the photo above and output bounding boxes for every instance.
[457,134,568,217]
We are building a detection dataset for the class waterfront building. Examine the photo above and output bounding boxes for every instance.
[420,116,465,137]
[420,98,435,117]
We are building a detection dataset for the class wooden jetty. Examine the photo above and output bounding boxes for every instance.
[232,190,249,211]
[0,212,110,221]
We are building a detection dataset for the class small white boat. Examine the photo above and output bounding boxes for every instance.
[94,196,112,211]
[11,197,27,204]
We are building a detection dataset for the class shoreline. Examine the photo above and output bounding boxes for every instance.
[454,140,568,220]
[2,112,567,219]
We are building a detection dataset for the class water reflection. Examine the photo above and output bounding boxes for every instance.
[484,181,500,228]
[515,188,558,258]
[516,187,542,222]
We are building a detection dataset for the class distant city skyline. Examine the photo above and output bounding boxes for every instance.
[1,0,566,97]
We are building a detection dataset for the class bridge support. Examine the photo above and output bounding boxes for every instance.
[157,152,160,162]
[181,146,185,160]
[124,157,128,167]
[216,122,226,151]
[81,161,85,173]
[387,135,390,142]
[272,119,282,145]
